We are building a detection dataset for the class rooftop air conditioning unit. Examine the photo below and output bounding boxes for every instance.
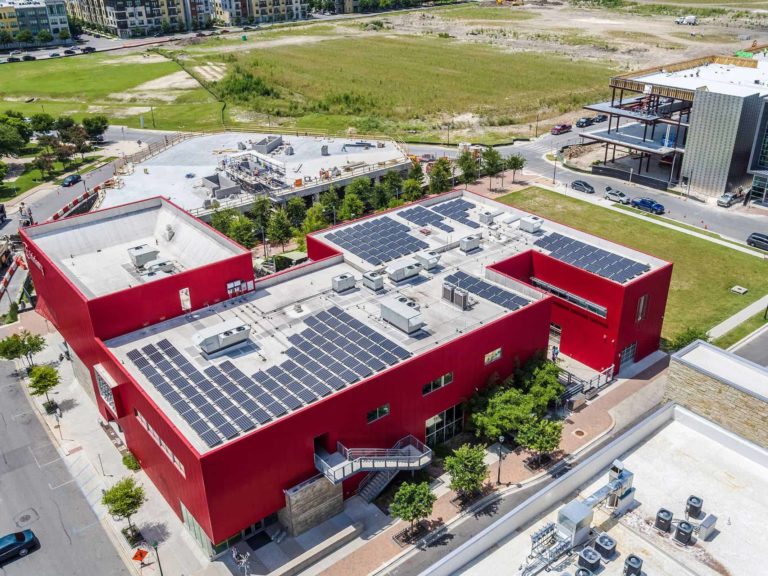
[520,215,543,234]
[385,259,422,283]
[380,296,424,334]
[332,273,355,293]
[479,209,503,225]
[453,288,469,310]
[362,270,385,292]
[140,269,171,282]
[144,259,174,274]
[442,282,455,302]
[459,236,481,253]
[193,319,251,355]
[414,251,440,271]
[578,547,601,573]
[128,244,160,268]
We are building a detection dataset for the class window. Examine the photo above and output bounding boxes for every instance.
[484,347,502,366]
[366,403,389,424]
[94,365,116,414]
[636,294,649,322]
[531,277,608,318]
[426,404,464,446]
[422,372,453,396]
[134,408,185,476]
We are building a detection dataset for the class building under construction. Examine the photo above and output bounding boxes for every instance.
[582,45,768,201]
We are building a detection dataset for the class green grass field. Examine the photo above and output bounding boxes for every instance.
[436,5,539,20]
[496,187,768,340]
[713,311,768,349]
[202,35,613,131]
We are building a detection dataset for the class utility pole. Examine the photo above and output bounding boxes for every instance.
[152,541,164,576]
[496,435,505,484]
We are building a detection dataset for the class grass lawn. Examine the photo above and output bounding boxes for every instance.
[208,35,613,128]
[713,311,768,349]
[0,156,99,201]
[436,5,539,20]
[496,187,768,339]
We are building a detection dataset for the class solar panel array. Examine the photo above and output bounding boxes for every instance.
[399,205,454,233]
[534,232,650,283]
[125,307,410,449]
[325,216,428,265]
[431,199,480,229]
[444,271,530,311]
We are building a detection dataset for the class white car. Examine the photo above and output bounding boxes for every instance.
[604,187,631,205]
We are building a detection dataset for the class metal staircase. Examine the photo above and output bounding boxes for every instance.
[314,435,432,485]
[358,469,399,503]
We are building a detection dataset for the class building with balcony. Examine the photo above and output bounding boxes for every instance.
[21,190,671,557]
[65,0,206,37]
[0,0,69,37]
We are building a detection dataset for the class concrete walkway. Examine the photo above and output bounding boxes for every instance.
[708,294,768,338]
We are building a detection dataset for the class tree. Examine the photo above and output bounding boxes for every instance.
[0,161,7,185]
[371,182,391,210]
[30,113,56,133]
[251,196,273,240]
[456,150,478,188]
[32,153,55,179]
[481,147,503,191]
[161,19,172,33]
[267,208,293,252]
[0,334,25,364]
[55,143,75,168]
[408,161,424,183]
[0,30,13,45]
[346,177,374,210]
[82,115,109,141]
[390,481,436,534]
[54,116,76,132]
[58,29,71,41]
[445,444,488,498]
[102,477,147,533]
[382,170,403,198]
[20,330,46,366]
[28,365,60,405]
[516,417,563,467]
[210,207,238,235]
[285,197,307,228]
[15,30,33,44]
[428,157,452,195]
[0,124,25,157]
[401,178,423,202]
[471,387,537,441]
[506,153,526,183]
[319,185,340,222]
[666,326,710,352]
[338,191,364,221]
[36,30,53,44]
[228,214,256,247]
[300,204,327,236]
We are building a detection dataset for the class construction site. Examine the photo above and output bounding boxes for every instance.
[102,132,411,217]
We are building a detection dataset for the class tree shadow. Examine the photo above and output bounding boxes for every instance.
[139,520,170,545]
[57,398,78,413]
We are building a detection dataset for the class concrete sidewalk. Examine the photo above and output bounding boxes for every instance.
[708,294,768,338]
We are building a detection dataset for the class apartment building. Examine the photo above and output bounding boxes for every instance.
[0,0,69,37]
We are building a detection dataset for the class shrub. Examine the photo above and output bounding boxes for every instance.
[122,453,141,471]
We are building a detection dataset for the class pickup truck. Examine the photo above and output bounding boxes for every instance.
[551,124,572,135]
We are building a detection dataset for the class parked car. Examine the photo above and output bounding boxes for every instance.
[92,33,101,38]
[6,57,20,63]
[604,187,630,204]
[631,197,665,214]
[571,180,595,194]
[575,117,593,128]
[10,50,22,56]
[82,46,96,53]
[716,191,744,207]
[63,49,76,55]
[49,52,60,58]
[551,123,572,135]
[592,114,608,123]
[675,15,697,25]
[61,174,82,187]
[242,26,253,30]
[22,55,36,61]
[746,232,768,251]
[195,32,205,37]
[0,530,37,563]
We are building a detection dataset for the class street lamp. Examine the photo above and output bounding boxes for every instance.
[496,435,505,485]
[151,541,164,576]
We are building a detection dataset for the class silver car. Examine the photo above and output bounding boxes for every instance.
[604,187,631,204]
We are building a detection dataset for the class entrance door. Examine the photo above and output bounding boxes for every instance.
[619,342,637,372]
[549,323,562,346]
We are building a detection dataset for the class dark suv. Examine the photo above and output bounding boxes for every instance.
[571,180,595,194]
[575,117,593,128]
[747,232,768,251]
[631,197,665,214]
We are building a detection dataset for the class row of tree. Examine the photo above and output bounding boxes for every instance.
[0,28,71,46]
[456,148,527,190]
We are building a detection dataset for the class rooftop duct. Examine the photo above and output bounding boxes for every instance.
[193,319,251,355]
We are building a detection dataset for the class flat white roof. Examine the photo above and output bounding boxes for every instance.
[634,60,768,98]
[676,340,768,401]
[25,198,247,298]
[458,417,768,576]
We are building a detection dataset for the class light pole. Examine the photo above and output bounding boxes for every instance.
[151,541,164,576]
[496,435,505,485]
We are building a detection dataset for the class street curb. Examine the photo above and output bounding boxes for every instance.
[728,319,768,352]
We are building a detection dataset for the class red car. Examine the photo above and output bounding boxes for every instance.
[551,123,572,135]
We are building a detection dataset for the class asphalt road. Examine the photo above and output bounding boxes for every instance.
[732,324,768,367]
[0,360,130,576]
[407,130,768,244]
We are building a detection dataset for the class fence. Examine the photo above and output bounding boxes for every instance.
[559,365,615,402]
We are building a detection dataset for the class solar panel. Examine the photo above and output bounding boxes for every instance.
[445,271,531,311]
[534,232,650,283]
[325,216,428,264]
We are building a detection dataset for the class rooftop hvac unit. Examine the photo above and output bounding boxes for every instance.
[385,259,422,283]
[479,209,503,225]
[144,259,174,274]
[674,521,693,545]
[686,495,703,519]
[140,269,171,282]
[321,144,329,156]
[285,145,294,156]
[499,213,520,226]
[380,296,424,334]
[520,215,543,233]
[193,319,251,355]
[459,235,481,253]
[699,514,718,541]
[594,533,616,559]
[578,548,601,573]
[362,270,385,292]
[623,554,643,576]
[453,288,469,310]
[414,251,440,271]
[655,508,673,532]
[128,244,160,268]
[332,273,355,293]
[575,570,593,576]
[442,282,455,302]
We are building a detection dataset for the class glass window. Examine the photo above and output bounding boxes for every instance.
[425,403,464,447]
[134,408,185,476]
[422,372,453,395]
[484,347,502,366]
[636,294,649,322]
[366,403,389,424]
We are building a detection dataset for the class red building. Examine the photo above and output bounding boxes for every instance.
[21,192,671,556]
